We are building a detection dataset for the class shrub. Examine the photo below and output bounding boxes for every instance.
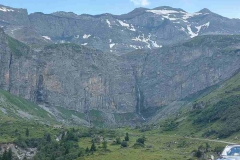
[177,140,188,148]
[194,150,203,158]
[121,141,128,148]
[136,136,146,145]
[161,120,179,131]
[133,142,145,149]
[214,146,224,154]
[102,141,107,151]
[116,137,121,144]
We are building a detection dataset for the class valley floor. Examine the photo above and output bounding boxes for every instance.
[77,129,234,160]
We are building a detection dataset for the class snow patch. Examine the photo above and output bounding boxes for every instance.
[132,34,162,48]
[42,36,51,41]
[182,12,202,19]
[0,7,14,12]
[118,20,130,27]
[109,39,112,43]
[187,22,210,38]
[195,22,210,32]
[187,25,198,38]
[180,27,186,31]
[106,19,112,28]
[146,10,182,15]
[146,9,205,21]
[151,41,162,48]
[110,43,116,48]
[83,34,91,39]
[81,43,88,46]
[129,45,143,49]
[117,20,136,31]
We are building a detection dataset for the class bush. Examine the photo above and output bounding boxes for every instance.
[133,142,145,149]
[214,146,224,154]
[194,150,203,158]
[116,137,121,144]
[102,141,107,151]
[121,141,128,148]
[161,120,179,131]
[177,140,188,148]
[136,136,146,145]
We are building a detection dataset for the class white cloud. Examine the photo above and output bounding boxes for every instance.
[130,0,150,6]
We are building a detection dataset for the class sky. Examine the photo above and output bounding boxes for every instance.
[0,0,240,19]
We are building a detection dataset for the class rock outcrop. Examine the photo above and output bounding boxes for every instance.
[1,27,240,126]
[1,4,240,54]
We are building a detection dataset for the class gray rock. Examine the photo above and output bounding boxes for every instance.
[1,4,240,54]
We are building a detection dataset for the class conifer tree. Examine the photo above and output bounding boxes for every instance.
[90,142,97,152]
[125,133,129,141]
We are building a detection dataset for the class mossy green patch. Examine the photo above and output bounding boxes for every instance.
[7,36,29,57]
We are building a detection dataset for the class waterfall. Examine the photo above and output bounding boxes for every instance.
[137,84,141,115]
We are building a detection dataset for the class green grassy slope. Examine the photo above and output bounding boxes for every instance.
[160,71,240,139]
[77,128,228,160]
[0,89,57,124]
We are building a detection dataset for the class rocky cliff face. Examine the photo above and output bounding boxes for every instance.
[1,4,240,54]
[122,35,240,114]
[1,28,240,125]
[35,44,136,113]
[0,29,136,115]
[1,4,240,126]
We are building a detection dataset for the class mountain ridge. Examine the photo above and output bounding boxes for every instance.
[1,4,240,128]
[2,4,240,54]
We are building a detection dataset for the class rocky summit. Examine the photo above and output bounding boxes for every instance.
[1,4,240,126]
[1,4,240,54]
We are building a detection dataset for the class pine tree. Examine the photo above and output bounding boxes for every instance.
[90,142,97,152]
[85,147,90,153]
[125,133,129,141]
[23,155,27,160]
[46,134,52,142]
[102,141,107,151]
[7,148,12,160]
[65,148,69,155]
[2,150,7,160]
[26,128,29,137]
[50,155,56,160]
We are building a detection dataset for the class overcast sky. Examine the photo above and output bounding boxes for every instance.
[1,0,240,18]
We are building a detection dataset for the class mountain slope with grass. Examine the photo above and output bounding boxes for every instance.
[157,70,240,139]
[0,89,57,124]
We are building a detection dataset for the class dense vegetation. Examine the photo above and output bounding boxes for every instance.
[192,95,240,138]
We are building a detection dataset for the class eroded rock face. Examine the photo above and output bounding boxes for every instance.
[2,4,240,54]
[1,28,240,124]
[0,31,136,114]
[35,44,136,113]
[123,36,240,111]
[0,143,37,160]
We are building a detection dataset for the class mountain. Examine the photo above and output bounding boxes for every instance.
[1,23,240,127]
[1,4,240,54]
